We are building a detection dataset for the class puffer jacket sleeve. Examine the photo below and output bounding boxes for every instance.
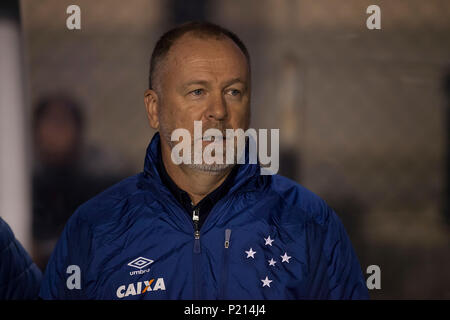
[39,208,93,300]
[0,217,42,300]
[307,207,369,299]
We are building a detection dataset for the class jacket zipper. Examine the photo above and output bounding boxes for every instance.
[151,174,255,299]
[193,207,200,249]
[219,228,232,299]
[167,190,250,299]
[192,207,201,299]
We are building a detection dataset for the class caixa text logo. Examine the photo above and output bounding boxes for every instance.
[116,278,166,298]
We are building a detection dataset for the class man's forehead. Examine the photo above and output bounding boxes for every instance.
[170,32,237,52]
[166,33,248,71]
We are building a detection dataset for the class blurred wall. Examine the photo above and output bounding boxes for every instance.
[0,0,30,251]
[21,0,166,174]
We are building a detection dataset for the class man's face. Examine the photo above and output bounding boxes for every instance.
[155,33,251,173]
[35,103,80,165]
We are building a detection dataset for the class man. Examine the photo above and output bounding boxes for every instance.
[0,217,42,299]
[32,94,127,271]
[39,21,368,299]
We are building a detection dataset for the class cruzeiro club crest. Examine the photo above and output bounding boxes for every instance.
[245,235,293,288]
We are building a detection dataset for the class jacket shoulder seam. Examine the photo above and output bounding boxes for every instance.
[268,185,330,229]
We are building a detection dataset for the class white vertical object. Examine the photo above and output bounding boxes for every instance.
[0,7,31,251]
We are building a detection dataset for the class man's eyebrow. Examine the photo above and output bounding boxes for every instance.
[181,80,209,90]
[182,78,246,89]
[223,78,246,87]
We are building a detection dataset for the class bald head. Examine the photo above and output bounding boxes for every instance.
[149,21,251,94]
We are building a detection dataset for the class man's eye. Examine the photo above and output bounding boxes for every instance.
[190,89,204,96]
[227,89,241,96]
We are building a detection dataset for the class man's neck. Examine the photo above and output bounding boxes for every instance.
[161,142,233,206]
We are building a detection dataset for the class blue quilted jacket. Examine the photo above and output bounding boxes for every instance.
[40,133,368,299]
[0,217,42,299]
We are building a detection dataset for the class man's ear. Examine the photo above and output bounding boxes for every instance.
[144,89,160,129]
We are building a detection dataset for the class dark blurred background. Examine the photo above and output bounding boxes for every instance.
[0,0,449,299]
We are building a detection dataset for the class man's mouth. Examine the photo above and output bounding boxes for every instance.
[201,135,226,142]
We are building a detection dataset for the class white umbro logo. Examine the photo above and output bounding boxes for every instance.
[128,257,154,270]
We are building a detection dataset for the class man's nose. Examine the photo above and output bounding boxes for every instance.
[206,93,228,121]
